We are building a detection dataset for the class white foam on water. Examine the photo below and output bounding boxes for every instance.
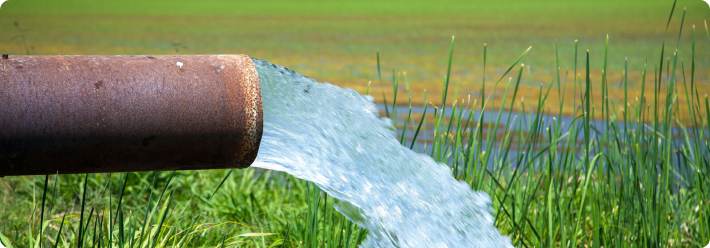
[251,59,512,248]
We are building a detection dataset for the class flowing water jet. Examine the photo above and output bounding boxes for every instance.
[251,59,512,247]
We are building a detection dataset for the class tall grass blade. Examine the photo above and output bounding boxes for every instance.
[51,214,66,248]
[376,51,389,118]
[77,173,89,248]
[38,175,48,248]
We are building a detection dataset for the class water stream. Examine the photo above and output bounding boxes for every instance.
[250,59,512,247]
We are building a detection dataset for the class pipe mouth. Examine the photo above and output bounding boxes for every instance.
[0,55,263,176]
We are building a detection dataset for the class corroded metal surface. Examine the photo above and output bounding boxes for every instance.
[0,55,263,176]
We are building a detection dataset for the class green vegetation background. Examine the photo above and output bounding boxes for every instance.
[1,0,708,116]
[1,0,709,247]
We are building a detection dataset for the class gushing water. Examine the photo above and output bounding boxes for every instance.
[251,59,512,247]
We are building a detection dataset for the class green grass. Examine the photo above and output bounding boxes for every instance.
[1,0,710,247]
[0,169,367,247]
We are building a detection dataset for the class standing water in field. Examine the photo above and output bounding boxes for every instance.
[251,59,512,247]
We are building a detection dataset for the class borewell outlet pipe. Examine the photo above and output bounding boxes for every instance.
[0,55,263,176]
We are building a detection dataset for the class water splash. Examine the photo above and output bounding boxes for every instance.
[251,59,512,248]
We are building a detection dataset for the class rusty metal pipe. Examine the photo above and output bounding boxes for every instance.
[0,55,263,176]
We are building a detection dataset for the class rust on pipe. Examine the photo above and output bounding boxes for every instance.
[0,55,263,176]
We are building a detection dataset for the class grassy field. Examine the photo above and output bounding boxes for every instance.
[1,168,368,247]
[0,0,708,118]
[1,0,709,247]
